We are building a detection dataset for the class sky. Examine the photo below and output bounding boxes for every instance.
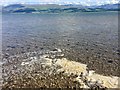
[1,0,120,6]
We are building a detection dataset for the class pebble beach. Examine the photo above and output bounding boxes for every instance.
[2,12,120,89]
[2,48,120,89]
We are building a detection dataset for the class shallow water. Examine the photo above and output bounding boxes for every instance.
[2,49,119,88]
[2,12,119,76]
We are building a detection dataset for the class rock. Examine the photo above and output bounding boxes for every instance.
[52,48,62,53]
[107,60,113,63]
[40,47,44,50]
[4,53,10,58]
[52,48,58,52]
[30,57,37,60]
[35,46,38,48]
[6,48,10,51]
[21,62,30,66]
[7,45,16,48]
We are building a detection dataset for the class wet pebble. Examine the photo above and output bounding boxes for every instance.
[40,47,44,50]
[4,53,10,58]
[67,43,70,46]
[7,45,16,48]
[35,46,38,48]
[107,60,113,63]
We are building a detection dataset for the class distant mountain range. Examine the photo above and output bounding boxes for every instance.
[2,3,120,13]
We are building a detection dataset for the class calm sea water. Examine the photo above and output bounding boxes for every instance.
[2,12,118,50]
[2,12,119,76]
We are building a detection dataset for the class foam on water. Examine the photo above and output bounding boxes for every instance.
[2,48,120,88]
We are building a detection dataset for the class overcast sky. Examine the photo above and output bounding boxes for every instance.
[1,0,119,6]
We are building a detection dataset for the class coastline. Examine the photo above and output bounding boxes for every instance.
[2,49,120,88]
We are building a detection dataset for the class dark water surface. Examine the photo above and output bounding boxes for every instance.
[2,12,119,76]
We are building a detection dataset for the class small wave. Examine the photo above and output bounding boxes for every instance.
[2,48,119,88]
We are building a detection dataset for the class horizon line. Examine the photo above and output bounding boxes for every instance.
[2,2,120,6]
